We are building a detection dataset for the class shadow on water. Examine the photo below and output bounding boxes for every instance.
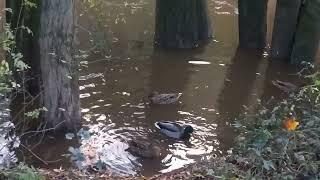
[260,60,304,102]
[147,48,202,121]
[141,48,202,175]
[217,48,263,148]
[16,133,78,169]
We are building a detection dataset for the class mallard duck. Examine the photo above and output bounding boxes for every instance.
[272,80,299,93]
[148,91,182,104]
[126,139,161,158]
[155,121,194,139]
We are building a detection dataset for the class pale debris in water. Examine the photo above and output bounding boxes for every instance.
[121,103,131,107]
[90,105,100,109]
[96,114,107,121]
[80,93,91,98]
[83,114,92,122]
[178,111,194,116]
[81,108,90,113]
[188,61,211,65]
[133,112,144,115]
[121,92,131,96]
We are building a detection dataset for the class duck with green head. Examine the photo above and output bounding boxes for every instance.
[155,121,194,140]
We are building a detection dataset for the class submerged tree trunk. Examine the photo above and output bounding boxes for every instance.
[154,0,212,48]
[270,0,301,59]
[0,1,4,27]
[1,0,5,69]
[39,0,81,131]
[291,0,320,64]
[238,0,268,49]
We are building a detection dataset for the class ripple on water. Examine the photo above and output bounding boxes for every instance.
[72,0,238,176]
[76,111,220,175]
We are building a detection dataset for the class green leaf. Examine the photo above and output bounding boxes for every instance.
[251,129,272,148]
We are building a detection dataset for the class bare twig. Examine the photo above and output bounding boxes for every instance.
[19,143,48,165]
[19,120,66,138]
[12,90,42,126]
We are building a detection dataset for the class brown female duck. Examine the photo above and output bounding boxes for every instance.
[126,139,161,158]
[148,91,182,104]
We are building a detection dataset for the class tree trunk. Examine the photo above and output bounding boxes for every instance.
[238,0,268,49]
[291,0,320,64]
[1,0,5,69]
[39,0,81,131]
[270,0,301,59]
[0,1,4,28]
[154,0,212,48]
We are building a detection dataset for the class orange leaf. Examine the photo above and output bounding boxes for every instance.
[283,118,299,131]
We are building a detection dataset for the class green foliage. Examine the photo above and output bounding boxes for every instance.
[1,23,15,52]
[24,107,47,119]
[0,60,11,93]
[0,14,30,95]
[23,0,38,9]
[0,163,45,180]
[187,72,320,179]
[223,74,320,179]
[12,53,30,71]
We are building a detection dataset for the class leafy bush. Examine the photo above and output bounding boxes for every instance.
[0,163,44,180]
[213,74,320,179]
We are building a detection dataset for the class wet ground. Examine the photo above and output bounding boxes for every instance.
[5,0,319,177]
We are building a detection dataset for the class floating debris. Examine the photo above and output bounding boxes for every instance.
[188,61,211,65]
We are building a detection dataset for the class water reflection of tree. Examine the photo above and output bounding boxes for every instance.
[17,133,78,169]
[217,48,263,149]
[142,48,203,175]
[260,60,301,103]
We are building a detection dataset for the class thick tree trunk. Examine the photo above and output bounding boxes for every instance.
[0,1,4,27]
[0,0,5,68]
[291,0,320,64]
[238,0,268,49]
[39,0,81,131]
[270,0,301,59]
[154,0,212,48]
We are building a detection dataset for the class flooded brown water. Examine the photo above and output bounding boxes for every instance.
[16,0,318,177]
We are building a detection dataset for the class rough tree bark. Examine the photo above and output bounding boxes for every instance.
[291,0,320,64]
[0,1,4,26]
[1,0,5,64]
[154,0,212,48]
[238,0,268,49]
[270,0,301,59]
[39,0,81,131]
